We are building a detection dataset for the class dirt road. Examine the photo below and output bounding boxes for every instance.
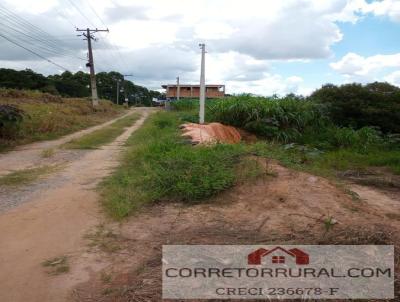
[0,109,139,177]
[0,108,151,302]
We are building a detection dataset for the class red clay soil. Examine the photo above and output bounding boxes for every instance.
[180,122,241,144]
[71,161,400,302]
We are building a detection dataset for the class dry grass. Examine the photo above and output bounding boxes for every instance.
[42,256,70,275]
[0,89,124,151]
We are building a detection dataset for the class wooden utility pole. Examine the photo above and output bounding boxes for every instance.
[199,43,206,124]
[115,74,133,106]
[176,76,180,100]
[76,28,109,106]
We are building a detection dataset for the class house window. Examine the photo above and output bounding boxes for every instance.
[272,256,285,264]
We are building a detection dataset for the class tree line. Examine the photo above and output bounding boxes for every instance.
[0,68,162,106]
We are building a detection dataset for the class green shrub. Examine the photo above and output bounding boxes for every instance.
[310,82,400,133]
[0,104,25,139]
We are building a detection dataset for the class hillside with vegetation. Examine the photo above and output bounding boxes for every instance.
[0,68,161,106]
[0,89,123,151]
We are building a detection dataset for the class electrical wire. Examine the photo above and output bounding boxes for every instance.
[0,5,85,60]
[0,32,69,71]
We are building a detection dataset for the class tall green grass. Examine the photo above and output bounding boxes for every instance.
[173,95,400,175]
[208,95,327,142]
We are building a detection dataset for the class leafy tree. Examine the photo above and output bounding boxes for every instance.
[0,68,50,91]
[0,68,160,105]
[310,82,400,133]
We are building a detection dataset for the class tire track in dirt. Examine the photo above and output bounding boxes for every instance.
[0,108,152,302]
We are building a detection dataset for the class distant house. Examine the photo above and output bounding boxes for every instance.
[161,84,225,99]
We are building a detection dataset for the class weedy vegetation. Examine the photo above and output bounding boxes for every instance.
[100,111,263,219]
[41,148,55,158]
[101,82,400,220]
[206,91,400,176]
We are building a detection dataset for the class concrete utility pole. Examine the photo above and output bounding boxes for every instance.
[199,43,206,124]
[116,80,121,105]
[116,74,133,106]
[176,76,180,100]
[76,28,109,106]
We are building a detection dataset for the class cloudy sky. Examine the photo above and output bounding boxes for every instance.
[1,0,400,95]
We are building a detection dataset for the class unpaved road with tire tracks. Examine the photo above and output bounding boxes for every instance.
[0,109,141,177]
[0,108,152,302]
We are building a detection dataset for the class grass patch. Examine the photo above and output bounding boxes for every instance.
[41,148,55,158]
[100,111,262,220]
[0,165,61,186]
[42,256,69,275]
[85,224,122,253]
[64,112,140,149]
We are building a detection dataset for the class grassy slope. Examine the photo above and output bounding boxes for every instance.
[64,112,140,149]
[100,111,262,220]
[0,89,124,151]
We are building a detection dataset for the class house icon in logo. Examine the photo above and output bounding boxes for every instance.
[248,246,309,265]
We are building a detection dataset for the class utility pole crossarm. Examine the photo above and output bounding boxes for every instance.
[76,28,109,33]
[76,28,109,106]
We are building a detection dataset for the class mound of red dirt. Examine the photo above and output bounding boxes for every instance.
[180,122,241,144]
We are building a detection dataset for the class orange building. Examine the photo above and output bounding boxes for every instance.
[162,84,225,99]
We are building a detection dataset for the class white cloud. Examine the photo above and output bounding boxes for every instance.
[1,0,397,95]
[330,52,400,81]
[384,70,400,86]
[225,74,306,96]
[361,0,400,22]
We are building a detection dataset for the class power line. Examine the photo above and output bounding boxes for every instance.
[65,0,97,28]
[0,21,86,61]
[86,0,108,28]
[53,6,77,28]
[60,0,121,72]
[0,32,69,71]
[84,0,127,70]
[0,5,85,60]
[76,27,109,105]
